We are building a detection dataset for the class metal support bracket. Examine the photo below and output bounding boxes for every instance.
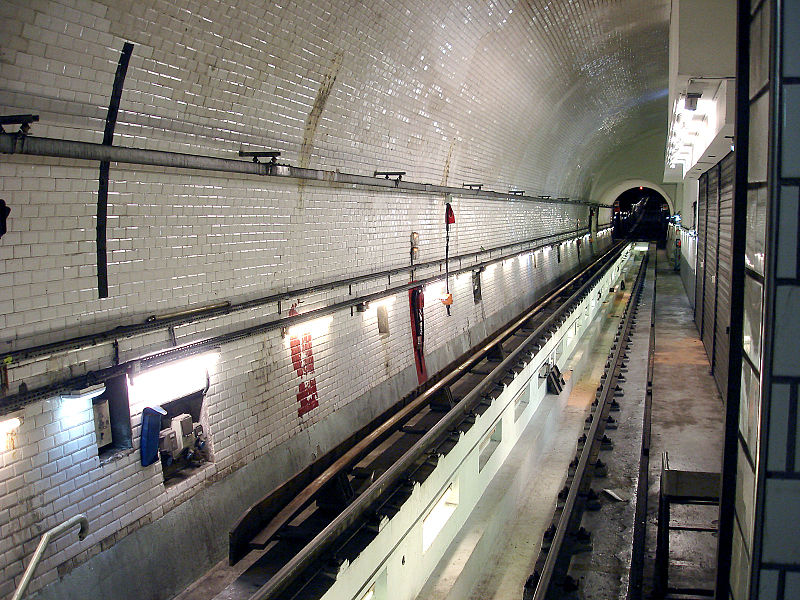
[0,114,38,136]
[239,150,280,164]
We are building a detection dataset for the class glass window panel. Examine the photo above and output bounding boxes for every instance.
[783,85,800,178]
[739,359,761,458]
[785,0,800,77]
[750,6,770,98]
[742,275,763,366]
[745,185,767,275]
[749,92,769,183]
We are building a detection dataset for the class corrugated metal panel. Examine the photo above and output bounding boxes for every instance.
[695,173,707,334]
[714,152,735,402]
[703,165,719,363]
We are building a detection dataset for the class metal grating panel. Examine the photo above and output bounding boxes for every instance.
[703,165,719,365]
[713,152,735,402]
[695,174,708,334]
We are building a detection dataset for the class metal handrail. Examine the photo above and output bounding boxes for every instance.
[12,514,89,600]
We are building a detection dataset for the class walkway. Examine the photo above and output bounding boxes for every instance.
[642,249,725,596]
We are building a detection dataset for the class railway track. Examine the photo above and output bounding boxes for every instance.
[526,245,649,600]
[205,241,629,600]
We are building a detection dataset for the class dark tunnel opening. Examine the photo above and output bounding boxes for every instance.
[612,186,671,247]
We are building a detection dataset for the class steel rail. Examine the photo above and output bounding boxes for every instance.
[232,241,625,560]
[0,133,603,207]
[248,243,630,600]
[1,226,591,366]
[532,247,647,600]
[628,245,656,600]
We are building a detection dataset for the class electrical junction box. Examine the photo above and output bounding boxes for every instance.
[159,429,178,455]
[172,414,194,454]
[173,414,192,437]
[92,398,112,448]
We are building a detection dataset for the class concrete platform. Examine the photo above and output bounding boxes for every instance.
[642,249,724,596]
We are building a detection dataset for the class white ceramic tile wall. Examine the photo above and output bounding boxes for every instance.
[0,0,667,199]
[0,0,650,594]
[0,229,611,596]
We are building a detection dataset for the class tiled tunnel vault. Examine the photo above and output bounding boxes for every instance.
[1,0,669,198]
[0,1,669,598]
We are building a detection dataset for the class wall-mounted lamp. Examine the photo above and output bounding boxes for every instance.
[285,316,333,339]
[0,416,21,450]
[684,92,702,111]
[61,383,106,403]
[128,351,219,407]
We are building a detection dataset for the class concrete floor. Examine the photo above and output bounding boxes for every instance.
[642,250,724,596]
[416,260,637,600]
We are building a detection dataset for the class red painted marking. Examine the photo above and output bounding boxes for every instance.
[289,305,320,417]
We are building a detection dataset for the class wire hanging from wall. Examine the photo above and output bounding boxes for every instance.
[443,202,455,315]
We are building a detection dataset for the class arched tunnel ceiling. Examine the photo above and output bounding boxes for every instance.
[2,0,670,203]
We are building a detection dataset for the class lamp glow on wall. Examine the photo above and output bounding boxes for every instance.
[128,351,220,407]
[285,315,334,340]
[58,383,107,428]
[0,417,21,451]
[364,296,396,313]
[424,280,453,305]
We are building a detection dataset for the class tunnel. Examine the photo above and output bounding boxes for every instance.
[0,2,796,600]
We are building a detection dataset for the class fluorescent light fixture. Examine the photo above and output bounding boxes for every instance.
[369,296,396,310]
[61,383,106,402]
[425,280,447,299]
[59,384,106,427]
[128,351,219,406]
[634,243,650,252]
[286,315,334,339]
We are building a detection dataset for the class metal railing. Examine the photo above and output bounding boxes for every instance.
[12,514,89,600]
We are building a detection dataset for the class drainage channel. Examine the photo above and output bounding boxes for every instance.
[526,246,649,600]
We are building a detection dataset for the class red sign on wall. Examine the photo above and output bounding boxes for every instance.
[289,307,319,417]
